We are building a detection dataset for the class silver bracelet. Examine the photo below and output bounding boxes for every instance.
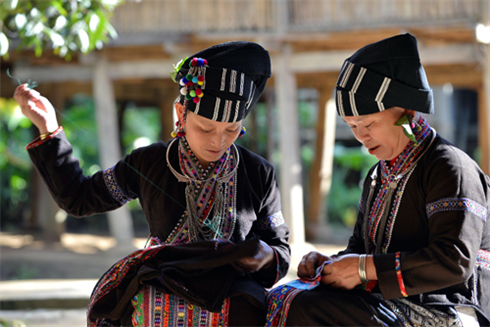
[358,254,368,283]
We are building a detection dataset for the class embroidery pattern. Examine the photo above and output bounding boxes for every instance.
[132,285,229,327]
[395,252,408,297]
[103,166,134,205]
[165,137,237,244]
[259,211,285,230]
[426,198,487,221]
[366,118,433,254]
[87,246,163,327]
[382,297,462,327]
[477,249,490,271]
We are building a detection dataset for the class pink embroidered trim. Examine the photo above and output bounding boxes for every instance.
[477,249,490,271]
[395,251,408,297]
[25,126,63,150]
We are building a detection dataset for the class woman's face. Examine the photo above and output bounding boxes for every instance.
[343,107,415,161]
[176,103,242,169]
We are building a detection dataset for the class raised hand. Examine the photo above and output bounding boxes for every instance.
[13,84,59,135]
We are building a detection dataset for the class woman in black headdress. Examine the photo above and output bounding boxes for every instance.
[14,41,290,327]
[266,34,490,326]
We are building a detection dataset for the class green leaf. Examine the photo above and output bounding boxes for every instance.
[0,32,9,56]
[395,115,417,144]
[170,57,188,83]
[4,0,19,11]
[49,0,68,16]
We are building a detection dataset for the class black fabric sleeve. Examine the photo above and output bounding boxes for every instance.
[375,144,488,300]
[27,131,139,217]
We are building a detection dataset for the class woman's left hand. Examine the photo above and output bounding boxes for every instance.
[320,254,361,290]
[234,240,275,273]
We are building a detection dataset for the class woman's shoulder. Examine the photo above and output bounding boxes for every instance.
[235,144,275,171]
[422,134,485,182]
[426,134,478,169]
[124,140,169,162]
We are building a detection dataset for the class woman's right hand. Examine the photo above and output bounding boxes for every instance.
[297,251,333,279]
[13,84,59,135]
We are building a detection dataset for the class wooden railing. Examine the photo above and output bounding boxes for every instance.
[111,0,483,35]
[289,0,481,31]
[111,0,276,34]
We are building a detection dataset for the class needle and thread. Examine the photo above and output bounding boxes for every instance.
[7,69,224,240]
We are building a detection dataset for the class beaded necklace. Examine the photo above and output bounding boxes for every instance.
[165,137,238,244]
[363,117,435,254]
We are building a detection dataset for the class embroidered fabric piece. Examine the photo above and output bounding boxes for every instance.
[131,285,229,327]
[25,126,64,150]
[477,249,490,271]
[103,166,134,205]
[265,262,327,327]
[426,198,487,221]
[165,137,237,244]
[381,297,462,327]
[259,211,285,230]
[87,246,164,327]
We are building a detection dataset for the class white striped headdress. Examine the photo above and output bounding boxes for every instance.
[335,34,434,117]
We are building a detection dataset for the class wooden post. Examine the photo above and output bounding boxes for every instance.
[274,45,305,245]
[265,89,276,163]
[306,86,336,241]
[477,84,490,175]
[93,55,134,247]
[480,1,490,175]
[159,89,175,143]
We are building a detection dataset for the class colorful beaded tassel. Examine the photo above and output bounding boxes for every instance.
[179,57,207,104]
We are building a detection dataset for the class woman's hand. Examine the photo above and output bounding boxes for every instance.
[297,251,333,279]
[13,84,59,135]
[234,240,275,273]
[320,254,362,290]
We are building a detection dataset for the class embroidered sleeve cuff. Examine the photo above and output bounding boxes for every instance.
[25,127,64,150]
[373,252,406,300]
[103,165,134,205]
[395,252,408,297]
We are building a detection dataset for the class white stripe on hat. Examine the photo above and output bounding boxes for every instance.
[340,62,354,88]
[376,101,386,111]
[374,77,391,102]
[213,98,221,121]
[239,73,244,96]
[246,81,255,110]
[222,100,232,122]
[233,101,240,122]
[230,70,237,93]
[352,67,366,93]
[201,66,207,90]
[194,99,201,115]
[220,68,227,91]
[349,91,359,116]
[337,90,345,116]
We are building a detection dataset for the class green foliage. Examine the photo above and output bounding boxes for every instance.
[0,0,122,60]
[63,94,100,171]
[0,318,27,327]
[122,105,161,154]
[327,145,378,227]
[0,97,33,229]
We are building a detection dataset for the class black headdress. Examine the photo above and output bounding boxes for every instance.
[173,41,271,122]
[335,33,434,116]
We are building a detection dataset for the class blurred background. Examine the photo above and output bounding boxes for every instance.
[1,0,490,325]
